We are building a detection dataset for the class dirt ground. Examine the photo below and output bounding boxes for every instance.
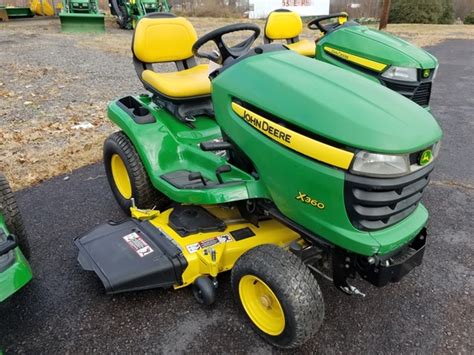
[1,17,473,190]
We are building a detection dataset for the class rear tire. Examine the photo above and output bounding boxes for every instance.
[231,244,324,348]
[110,0,129,29]
[103,131,170,214]
[0,173,31,259]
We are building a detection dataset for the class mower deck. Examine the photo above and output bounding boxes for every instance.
[75,205,300,293]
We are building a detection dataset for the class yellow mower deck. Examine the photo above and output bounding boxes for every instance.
[133,206,300,289]
[75,204,301,294]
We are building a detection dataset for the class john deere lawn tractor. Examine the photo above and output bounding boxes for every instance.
[264,10,438,108]
[0,173,32,303]
[76,14,442,348]
[109,0,170,29]
[59,0,105,32]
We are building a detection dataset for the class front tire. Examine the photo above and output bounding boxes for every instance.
[103,131,170,214]
[231,244,324,348]
[0,173,31,259]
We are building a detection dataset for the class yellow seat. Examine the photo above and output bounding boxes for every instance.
[142,64,210,98]
[264,9,316,58]
[286,39,316,57]
[132,15,211,99]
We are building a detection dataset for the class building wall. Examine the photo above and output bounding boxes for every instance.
[248,0,330,18]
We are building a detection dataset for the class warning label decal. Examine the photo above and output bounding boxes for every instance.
[186,234,233,254]
[123,232,154,258]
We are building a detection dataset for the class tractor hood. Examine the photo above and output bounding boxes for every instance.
[320,25,438,69]
[212,50,442,154]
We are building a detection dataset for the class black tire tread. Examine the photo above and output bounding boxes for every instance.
[0,173,31,259]
[231,244,324,348]
[104,131,170,212]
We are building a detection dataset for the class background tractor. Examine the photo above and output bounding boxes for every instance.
[109,0,170,29]
[59,0,105,32]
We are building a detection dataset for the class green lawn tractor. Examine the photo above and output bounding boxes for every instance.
[0,173,32,303]
[264,10,438,109]
[75,14,442,348]
[59,0,105,33]
[109,0,170,29]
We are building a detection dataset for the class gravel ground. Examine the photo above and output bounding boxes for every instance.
[0,19,141,189]
[1,18,473,190]
[0,36,472,353]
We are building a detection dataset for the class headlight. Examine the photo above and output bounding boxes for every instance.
[381,66,417,82]
[351,143,440,177]
[351,151,410,177]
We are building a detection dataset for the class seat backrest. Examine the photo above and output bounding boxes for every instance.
[264,9,303,42]
[133,15,198,64]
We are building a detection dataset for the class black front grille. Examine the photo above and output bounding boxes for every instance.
[345,164,433,231]
[382,80,432,107]
[412,82,432,106]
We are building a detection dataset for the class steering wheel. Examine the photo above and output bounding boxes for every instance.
[192,23,261,65]
[308,12,349,34]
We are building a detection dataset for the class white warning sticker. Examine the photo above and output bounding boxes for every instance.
[123,232,154,258]
[185,234,233,254]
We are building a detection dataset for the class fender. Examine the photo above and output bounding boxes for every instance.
[107,96,269,204]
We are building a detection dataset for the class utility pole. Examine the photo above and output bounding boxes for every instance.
[379,0,391,30]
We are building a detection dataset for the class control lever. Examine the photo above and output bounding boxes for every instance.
[216,165,231,184]
[200,141,233,151]
[188,172,207,186]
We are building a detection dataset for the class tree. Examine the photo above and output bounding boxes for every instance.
[464,9,474,23]
[438,0,455,23]
[389,0,444,23]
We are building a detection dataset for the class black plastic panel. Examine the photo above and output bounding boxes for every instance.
[168,205,226,237]
[117,96,156,124]
[357,228,427,287]
[75,219,187,294]
[345,165,433,231]
[230,227,255,241]
[161,170,213,189]
[0,230,16,272]
[382,79,432,107]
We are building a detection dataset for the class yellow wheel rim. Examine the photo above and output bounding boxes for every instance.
[111,154,132,199]
[239,275,285,336]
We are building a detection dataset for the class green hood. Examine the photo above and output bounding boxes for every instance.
[320,25,438,69]
[214,50,442,154]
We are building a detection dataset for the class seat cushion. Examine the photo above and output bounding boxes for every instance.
[133,17,198,63]
[265,10,303,40]
[286,39,316,57]
[142,64,211,98]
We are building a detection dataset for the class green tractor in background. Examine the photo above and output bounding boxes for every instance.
[264,10,439,109]
[59,0,105,33]
[109,0,170,29]
[0,173,32,303]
